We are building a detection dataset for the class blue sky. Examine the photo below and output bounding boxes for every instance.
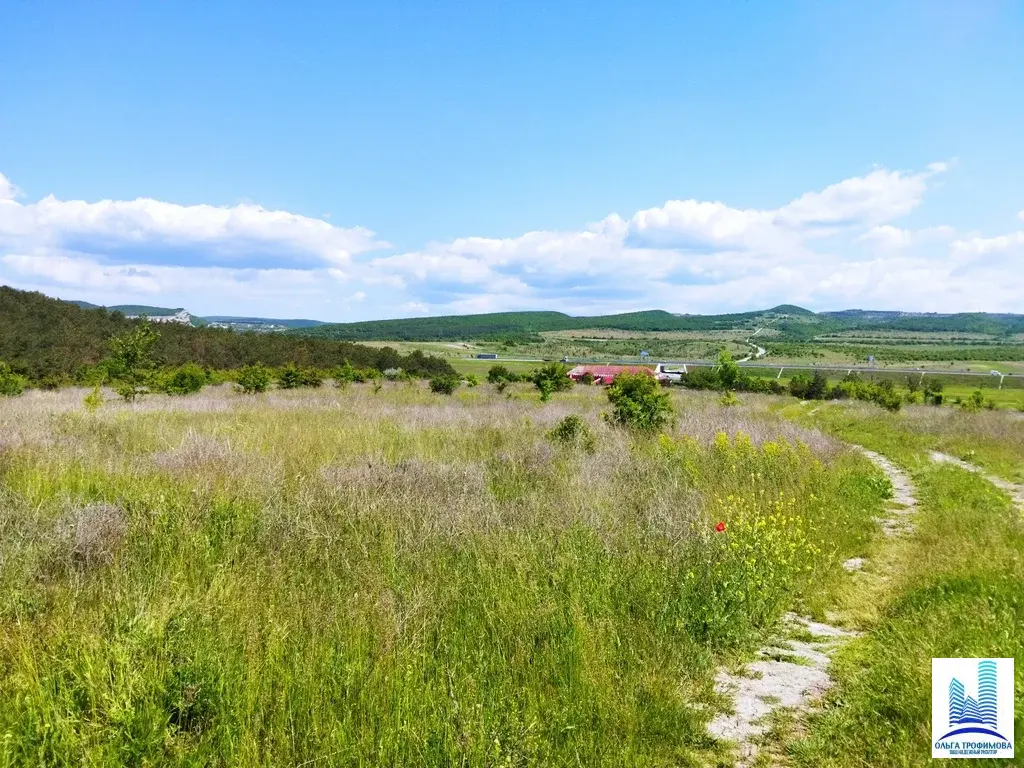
[1,0,1022,319]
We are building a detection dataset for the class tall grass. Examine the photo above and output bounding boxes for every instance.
[0,385,884,766]
[790,464,1024,766]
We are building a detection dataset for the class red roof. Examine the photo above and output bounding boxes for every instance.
[568,365,656,383]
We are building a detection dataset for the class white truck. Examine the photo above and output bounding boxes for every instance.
[653,363,685,383]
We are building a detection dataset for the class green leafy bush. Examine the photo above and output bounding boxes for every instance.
[163,363,207,395]
[531,363,572,400]
[236,364,272,394]
[487,365,520,384]
[719,390,740,407]
[605,372,673,433]
[547,415,597,453]
[0,362,27,397]
[429,375,461,395]
[464,374,479,388]
[83,385,104,412]
[106,321,160,402]
[277,363,322,389]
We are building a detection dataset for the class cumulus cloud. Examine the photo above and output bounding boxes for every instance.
[0,173,20,201]
[858,224,956,249]
[0,190,386,267]
[0,162,1017,317]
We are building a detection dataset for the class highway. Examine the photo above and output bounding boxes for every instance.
[479,355,1018,381]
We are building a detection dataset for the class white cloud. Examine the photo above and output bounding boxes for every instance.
[951,231,1024,255]
[0,162,1018,317]
[859,224,956,249]
[0,191,386,266]
[1,251,322,300]
[0,173,19,201]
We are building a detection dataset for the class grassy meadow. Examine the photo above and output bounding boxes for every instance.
[0,383,889,766]
[778,400,1024,766]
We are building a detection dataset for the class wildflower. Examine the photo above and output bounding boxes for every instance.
[715,521,726,533]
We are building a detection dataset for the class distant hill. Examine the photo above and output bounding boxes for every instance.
[68,300,181,316]
[202,316,326,330]
[292,305,1024,342]
[2,287,454,381]
[292,305,816,342]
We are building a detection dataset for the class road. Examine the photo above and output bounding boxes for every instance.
[475,355,1017,381]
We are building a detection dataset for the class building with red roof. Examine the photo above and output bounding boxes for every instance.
[567,365,663,385]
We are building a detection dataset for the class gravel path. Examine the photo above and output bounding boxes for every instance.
[930,451,1024,514]
[707,445,918,765]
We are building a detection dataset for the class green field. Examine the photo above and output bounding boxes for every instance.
[1,381,1021,765]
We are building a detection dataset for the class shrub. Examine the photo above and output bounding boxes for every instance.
[531,363,573,400]
[960,389,985,413]
[429,375,461,395]
[38,374,70,391]
[106,321,160,402]
[163,363,207,395]
[332,361,358,388]
[579,372,595,385]
[681,368,720,390]
[465,374,479,388]
[236,364,271,394]
[487,365,517,384]
[719,390,740,407]
[277,363,322,389]
[547,415,597,453]
[717,349,740,389]
[0,362,27,397]
[605,372,673,433]
[382,367,403,381]
[789,370,829,400]
[83,385,104,413]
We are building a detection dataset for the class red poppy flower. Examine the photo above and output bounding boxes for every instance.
[715,521,726,533]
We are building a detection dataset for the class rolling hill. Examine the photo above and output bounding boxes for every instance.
[2,287,454,381]
[291,306,1024,343]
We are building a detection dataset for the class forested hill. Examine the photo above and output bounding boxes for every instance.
[0,287,454,381]
[292,304,1024,342]
[292,306,810,341]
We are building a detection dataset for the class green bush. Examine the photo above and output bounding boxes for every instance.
[163,363,207,395]
[547,415,597,453]
[236,364,272,394]
[960,389,985,413]
[487,365,519,384]
[0,362,27,397]
[719,390,740,407]
[531,363,572,401]
[277,363,322,389]
[429,375,461,395]
[579,371,595,385]
[464,374,479,388]
[605,372,673,433]
[332,361,357,388]
[106,321,160,402]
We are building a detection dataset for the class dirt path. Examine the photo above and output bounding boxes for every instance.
[930,451,1024,514]
[707,445,918,765]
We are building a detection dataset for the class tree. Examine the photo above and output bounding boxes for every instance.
[717,349,740,390]
[107,321,160,402]
[605,372,673,433]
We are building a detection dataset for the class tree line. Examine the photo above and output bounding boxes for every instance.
[0,287,454,384]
